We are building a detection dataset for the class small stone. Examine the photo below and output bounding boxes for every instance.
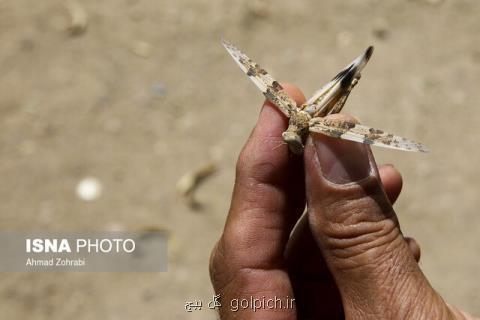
[246,0,269,19]
[372,18,390,41]
[65,0,88,36]
[76,177,103,201]
[176,162,217,209]
[372,27,389,40]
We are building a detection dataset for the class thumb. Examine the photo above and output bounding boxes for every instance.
[303,114,449,319]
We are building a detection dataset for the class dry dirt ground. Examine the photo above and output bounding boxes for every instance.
[1,0,480,319]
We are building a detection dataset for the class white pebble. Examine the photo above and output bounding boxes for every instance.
[76,177,103,201]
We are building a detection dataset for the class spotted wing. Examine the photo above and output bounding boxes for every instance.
[222,40,297,117]
[309,118,428,152]
[303,46,374,117]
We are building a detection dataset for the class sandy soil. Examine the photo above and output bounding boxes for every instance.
[1,0,480,319]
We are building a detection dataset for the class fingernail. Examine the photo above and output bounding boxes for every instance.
[313,136,372,184]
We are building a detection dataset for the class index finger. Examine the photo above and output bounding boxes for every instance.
[222,83,307,270]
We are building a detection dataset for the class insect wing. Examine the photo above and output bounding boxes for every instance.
[309,117,428,152]
[222,40,297,117]
[303,46,374,117]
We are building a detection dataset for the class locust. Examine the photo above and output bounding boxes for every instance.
[222,40,428,154]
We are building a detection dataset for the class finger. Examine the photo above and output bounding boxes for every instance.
[210,84,306,318]
[303,113,447,318]
[405,237,421,262]
[285,164,402,318]
[286,214,344,318]
[221,83,306,268]
[447,304,480,320]
[378,164,403,205]
[287,164,403,268]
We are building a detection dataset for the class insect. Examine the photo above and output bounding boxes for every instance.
[222,40,428,154]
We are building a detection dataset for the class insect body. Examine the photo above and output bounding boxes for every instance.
[222,40,428,154]
[281,110,311,155]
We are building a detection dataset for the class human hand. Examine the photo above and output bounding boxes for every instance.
[209,84,476,319]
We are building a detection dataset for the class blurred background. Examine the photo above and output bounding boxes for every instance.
[1,0,480,319]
